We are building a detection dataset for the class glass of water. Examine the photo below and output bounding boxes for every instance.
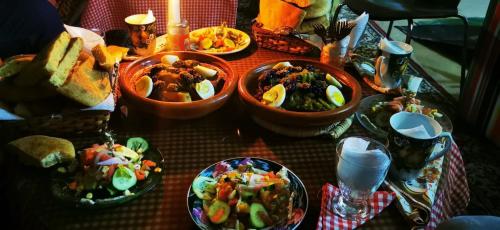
[333,136,391,220]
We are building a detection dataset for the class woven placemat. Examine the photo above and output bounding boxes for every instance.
[252,115,354,138]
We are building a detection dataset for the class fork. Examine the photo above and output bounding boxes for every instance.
[312,23,328,44]
[330,20,356,41]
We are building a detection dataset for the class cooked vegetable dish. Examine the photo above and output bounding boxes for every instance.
[254,62,348,112]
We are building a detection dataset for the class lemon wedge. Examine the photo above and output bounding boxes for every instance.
[326,73,342,89]
[161,54,180,65]
[326,85,345,107]
[113,145,140,161]
[223,38,236,48]
[135,75,153,98]
[195,79,215,99]
[262,84,286,107]
[200,38,213,50]
[194,65,218,79]
[272,62,293,70]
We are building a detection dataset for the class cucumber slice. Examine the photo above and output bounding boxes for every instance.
[112,166,137,191]
[207,200,230,224]
[126,137,149,154]
[192,176,217,200]
[250,203,269,228]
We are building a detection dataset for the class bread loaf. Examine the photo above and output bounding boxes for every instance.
[7,135,75,168]
[14,32,71,86]
[56,52,111,106]
[107,45,129,63]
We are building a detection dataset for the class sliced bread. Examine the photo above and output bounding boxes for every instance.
[56,52,111,106]
[15,32,71,86]
[49,37,84,87]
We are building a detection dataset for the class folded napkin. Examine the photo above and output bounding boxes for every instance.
[317,183,395,230]
[64,24,105,53]
[385,155,445,228]
[348,12,369,49]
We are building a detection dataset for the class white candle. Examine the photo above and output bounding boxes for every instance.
[168,0,180,25]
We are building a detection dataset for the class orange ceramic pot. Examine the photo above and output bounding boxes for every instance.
[238,59,362,127]
[120,51,237,119]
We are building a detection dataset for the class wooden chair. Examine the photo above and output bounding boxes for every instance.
[333,0,469,96]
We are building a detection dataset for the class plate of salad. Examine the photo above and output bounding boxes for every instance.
[50,136,164,208]
[189,22,251,55]
[187,157,308,230]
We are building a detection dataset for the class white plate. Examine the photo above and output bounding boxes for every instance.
[189,27,251,55]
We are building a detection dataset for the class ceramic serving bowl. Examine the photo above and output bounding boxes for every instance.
[120,51,238,119]
[238,59,362,129]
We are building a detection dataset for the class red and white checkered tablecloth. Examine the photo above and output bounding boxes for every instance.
[80,0,238,34]
[426,142,470,229]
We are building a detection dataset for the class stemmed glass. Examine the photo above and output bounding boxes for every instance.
[333,136,392,220]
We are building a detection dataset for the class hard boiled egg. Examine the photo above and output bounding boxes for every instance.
[135,75,153,98]
[326,85,345,107]
[194,65,218,79]
[262,84,286,107]
[326,73,342,89]
[195,79,215,99]
[272,61,292,69]
[161,54,180,65]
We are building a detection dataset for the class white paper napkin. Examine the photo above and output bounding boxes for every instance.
[348,12,369,49]
[64,24,105,53]
[338,137,391,190]
[407,75,423,95]
[398,125,432,139]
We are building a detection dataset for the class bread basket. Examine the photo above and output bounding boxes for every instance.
[251,21,320,55]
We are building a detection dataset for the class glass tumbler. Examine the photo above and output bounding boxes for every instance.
[333,136,392,220]
[167,19,189,51]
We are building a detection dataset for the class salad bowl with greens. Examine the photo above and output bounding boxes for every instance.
[51,136,164,208]
[187,157,308,230]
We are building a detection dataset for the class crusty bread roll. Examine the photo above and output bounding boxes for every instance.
[7,135,75,168]
[15,32,71,86]
[56,52,111,106]
[107,45,129,63]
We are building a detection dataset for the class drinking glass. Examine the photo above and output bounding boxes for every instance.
[167,19,189,51]
[333,136,392,220]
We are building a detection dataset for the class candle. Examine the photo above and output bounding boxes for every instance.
[168,0,180,25]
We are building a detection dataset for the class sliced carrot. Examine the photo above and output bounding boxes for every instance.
[135,169,146,181]
[143,160,156,168]
[215,39,224,48]
[107,164,117,180]
[228,198,238,206]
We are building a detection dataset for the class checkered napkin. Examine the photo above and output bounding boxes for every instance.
[316,183,396,230]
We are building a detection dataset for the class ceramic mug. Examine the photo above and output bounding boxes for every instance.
[374,41,413,89]
[125,14,157,56]
[388,112,452,181]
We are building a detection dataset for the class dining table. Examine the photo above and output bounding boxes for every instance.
[1,39,469,229]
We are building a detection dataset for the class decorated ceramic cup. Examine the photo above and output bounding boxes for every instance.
[388,112,452,181]
[374,40,413,89]
[125,14,157,56]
